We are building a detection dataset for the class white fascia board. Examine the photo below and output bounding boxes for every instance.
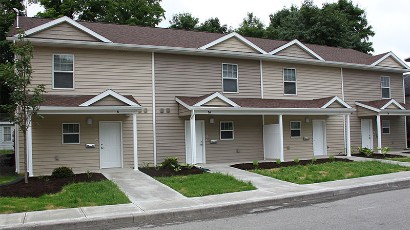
[175,97,193,110]
[38,106,142,114]
[12,37,410,74]
[371,52,410,69]
[355,102,381,112]
[79,89,140,107]
[379,110,410,115]
[21,16,112,43]
[321,96,352,109]
[0,122,13,125]
[380,99,405,110]
[269,39,325,61]
[193,92,240,107]
[199,32,267,54]
[192,106,355,115]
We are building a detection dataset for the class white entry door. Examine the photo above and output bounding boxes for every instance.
[263,124,281,159]
[185,120,205,164]
[313,120,327,156]
[361,119,373,149]
[100,122,122,168]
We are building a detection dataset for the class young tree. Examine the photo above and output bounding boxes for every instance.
[236,13,266,38]
[1,32,45,183]
[169,13,199,30]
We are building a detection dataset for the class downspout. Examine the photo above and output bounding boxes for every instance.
[152,52,157,165]
[341,67,347,155]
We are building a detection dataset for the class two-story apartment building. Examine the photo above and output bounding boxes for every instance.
[7,16,410,176]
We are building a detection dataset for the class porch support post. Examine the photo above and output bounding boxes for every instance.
[26,116,33,176]
[279,114,284,162]
[345,114,351,157]
[376,114,382,153]
[133,113,138,170]
[190,110,196,164]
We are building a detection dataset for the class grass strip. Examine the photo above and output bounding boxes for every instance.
[0,175,18,184]
[385,157,410,163]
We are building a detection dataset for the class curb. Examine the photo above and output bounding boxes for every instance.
[3,178,410,230]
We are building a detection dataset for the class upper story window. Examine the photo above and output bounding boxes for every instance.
[283,68,296,95]
[3,127,12,142]
[53,54,74,89]
[381,76,390,99]
[62,123,80,144]
[220,121,234,140]
[290,121,301,137]
[222,63,238,93]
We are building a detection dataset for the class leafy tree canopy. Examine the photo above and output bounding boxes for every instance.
[34,0,165,27]
[197,17,229,34]
[169,13,199,30]
[235,12,266,38]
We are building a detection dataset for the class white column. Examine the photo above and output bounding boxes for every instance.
[376,114,382,153]
[133,113,138,170]
[346,114,351,157]
[26,119,33,176]
[190,110,196,164]
[279,114,284,162]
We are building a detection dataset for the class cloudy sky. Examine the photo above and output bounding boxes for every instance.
[27,0,410,60]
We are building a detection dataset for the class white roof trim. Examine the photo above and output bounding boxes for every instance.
[371,52,410,69]
[176,97,193,110]
[321,96,352,109]
[193,92,240,107]
[269,39,324,61]
[192,107,354,116]
[79,89,140,107]
[380,99,405,110]
[199,32,267,54]
[355,102,381,112]
[0,121,13,125]
[38,106,141,114]
[21,16,112,43]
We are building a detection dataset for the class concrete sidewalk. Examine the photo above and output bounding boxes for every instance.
[1,157,410,230]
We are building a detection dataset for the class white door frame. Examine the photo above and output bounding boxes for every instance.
[99,121,123,168]
[313,120,327,156]
[361,119,373,149]
[185,120,206,164]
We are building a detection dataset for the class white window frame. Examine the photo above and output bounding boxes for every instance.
[222,63,239,93]
[52,54,75,90]
[62,123,80,144]
[380,76,390,99]
[220,121,234,140]
[283,68,297,95]
[382,120,390,134]
[3,127,12,142]
[290,121,301,138]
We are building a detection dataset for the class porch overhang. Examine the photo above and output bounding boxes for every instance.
[184,107,354,116]
[355,99,409,117]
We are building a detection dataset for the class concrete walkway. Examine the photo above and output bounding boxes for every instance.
[2,157,410,229]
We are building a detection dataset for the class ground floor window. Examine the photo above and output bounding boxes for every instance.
[382,120,390,134]
[62,123,80,144]
[3,127,11,142]
[220,121,234,140]
[290,121,301,137]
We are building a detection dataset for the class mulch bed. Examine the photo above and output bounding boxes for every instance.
[232,158,352,170]
[0,173,106,198]
[139,166,206,177]
[352,153,405,159]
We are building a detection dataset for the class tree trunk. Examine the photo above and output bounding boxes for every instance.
[23,130,28,183]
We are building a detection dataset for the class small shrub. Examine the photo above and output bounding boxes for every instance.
[161,157,182,172]
[142,161,150,168]
[358,147,374,157]
[275,159,281,165]
[329,155,335,161]
[52,167,74,178]
[293,158,300,164]
[86,170,93,179]
[378,147,390,157]
[311,157,317,164]
[37,175,50,182]
[252,160,259,169]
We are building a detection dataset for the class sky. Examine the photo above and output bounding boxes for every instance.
[26,0,410,60]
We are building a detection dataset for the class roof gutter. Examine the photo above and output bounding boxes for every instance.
[190,106,355,115]
[7,37,409,74]
[38,106,142,115]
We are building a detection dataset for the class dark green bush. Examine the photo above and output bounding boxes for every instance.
[358,147,374,157]
[160,157,181,172]
[52,167,74,178]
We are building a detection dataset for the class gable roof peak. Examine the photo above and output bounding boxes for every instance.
[199,32,267,54]
[371,51,410,69]
[269,39,325,61]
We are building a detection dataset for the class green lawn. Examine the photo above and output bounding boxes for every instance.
[386,157,410,163]
[0,175,18,184]
[251,161,410,184]
[155,173,256,197]
[0,150,13,155]
[0,181,130,214]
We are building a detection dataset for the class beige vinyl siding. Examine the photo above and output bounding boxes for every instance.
[275,45,316,60]
[203,98,231,107]
[209,37,260,53]
[327,101,345,108]
[385,103,400,109]
[30,23,99,42]
[356,106,377,117]
[178,105,191,116]
[199,115,263,163]
[24,47,153,173]
[155,53,261,163]
[376,56,404,69]
[91,96,128,106]
[343,69,404,149]
[263,62,342,99]
[379,116,406,150]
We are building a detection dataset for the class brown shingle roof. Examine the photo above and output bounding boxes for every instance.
[8,17,386,66]
[357,99,406,110]
[41,94,140,107]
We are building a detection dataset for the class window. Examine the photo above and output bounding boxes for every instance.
[290,121,301,137]
[381,76,390,99]
[62,123,80,144]
[283,68,296,95]
[3,127,12,142]
[220,121,234,140]
[222,64,238,93]
[53,54,74,89]
[382,120,390,134]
